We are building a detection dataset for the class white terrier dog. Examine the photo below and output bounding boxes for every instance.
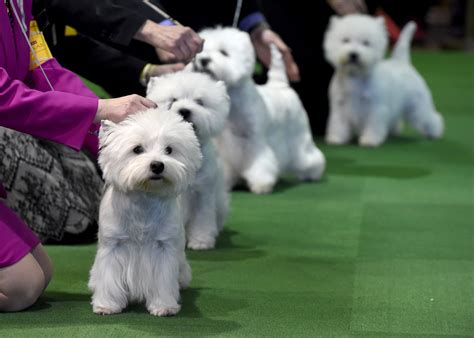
[147,71,230,250]
[88,108,202,317]
[193,27,326,194]
[324,15,444,146]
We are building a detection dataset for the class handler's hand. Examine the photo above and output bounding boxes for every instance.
[250,26,300,82]
[327,0,368,15]
[135,20,203,63]
[95,95,157,123]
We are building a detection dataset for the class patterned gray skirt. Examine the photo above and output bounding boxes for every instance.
[0,127,103,242]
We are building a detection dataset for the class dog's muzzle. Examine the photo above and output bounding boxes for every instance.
[150,161,164,180]
[349,52,359,64]
[193,60,217,80]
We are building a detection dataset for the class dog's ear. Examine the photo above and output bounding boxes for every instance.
[216,80,227,91]
[329,15,340,28]
[375,16,386,28]
[100,120,117,138]
[146,76,161,96]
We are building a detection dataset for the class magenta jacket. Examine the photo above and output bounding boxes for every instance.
[0,0,101,199]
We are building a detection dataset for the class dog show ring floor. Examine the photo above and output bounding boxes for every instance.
[0,51,472,337]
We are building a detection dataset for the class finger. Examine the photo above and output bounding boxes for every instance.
[139,97,158,109]
[151,63,185,76]
[188,32,204,54]
[168,63,185,72]
[287,62,301,82]
[169,44,185,62]
[356,0,368,13]
[157,48,177,63]
[281,50,300,82]
[178,42,193,63]
[194,36,204,53]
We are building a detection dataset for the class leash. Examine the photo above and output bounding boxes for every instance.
[10,0,54,91]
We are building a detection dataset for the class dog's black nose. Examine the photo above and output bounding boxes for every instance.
[150,161,164,175]
[200,57,211,68]
[349,52,359,63]
[179,108,191,121]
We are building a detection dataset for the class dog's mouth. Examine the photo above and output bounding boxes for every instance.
[149,174,163,181]
[194,65,218,80]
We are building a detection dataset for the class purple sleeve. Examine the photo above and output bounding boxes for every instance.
[24,58,101,156]
[0,63,98,152]
[25,58,98,98]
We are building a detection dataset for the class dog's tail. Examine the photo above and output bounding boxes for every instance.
[391,21,417,63]
[267,44,289,86]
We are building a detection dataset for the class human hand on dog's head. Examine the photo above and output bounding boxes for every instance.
[250,25,300,82]
[327,0,368,15]
[95,95,157,123]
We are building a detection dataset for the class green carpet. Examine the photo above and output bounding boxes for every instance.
[0,52,472,337]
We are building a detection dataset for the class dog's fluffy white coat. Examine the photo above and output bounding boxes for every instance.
[88,108,202,316]
[147,71,230,250]
[323,15,444,146]
[193,27,325,194]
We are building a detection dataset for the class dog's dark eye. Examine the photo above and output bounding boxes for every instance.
[220,49,228,57]
[169,98,177,109]
[133,145,144,154]
[165,146,172,155]
[362,40,371,47]
[342,38,350,44]
[195,98,204,106]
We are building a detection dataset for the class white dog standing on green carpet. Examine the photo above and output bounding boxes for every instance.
[324,15,444,146]
[192,27,326,194]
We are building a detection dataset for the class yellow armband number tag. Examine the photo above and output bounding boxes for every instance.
[64,25,78,36]
[29,20,53,70]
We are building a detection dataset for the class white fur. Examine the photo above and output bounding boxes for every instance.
[323,15,444,146]
[88,108,202,316]
[193,27,326,194]
[147,71,231,250]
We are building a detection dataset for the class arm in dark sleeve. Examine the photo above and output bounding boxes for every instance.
[37,0,167,46]
[53,35,148,97]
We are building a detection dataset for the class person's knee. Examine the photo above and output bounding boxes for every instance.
[31,244,54,289]
[0,271,45,312]
[0,256,46,312]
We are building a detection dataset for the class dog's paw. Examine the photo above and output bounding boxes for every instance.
[325,135,350,145]
[149,305,181,317]
[359,135,383,147]
[249,182,274,195]
[93,306,122,316]
[187,236,215,250]
[179,263,192,289]
[299,171,322,182]
[423,113,444,139]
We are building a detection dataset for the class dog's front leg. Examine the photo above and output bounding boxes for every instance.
[88,245,128,315]
[146,241,181,317]
[359,106,390,147]
[186,188,219,250]
[178,253,192,290]
[186,190,219,250]
[326,97,352,145]
[242,143,279,194]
